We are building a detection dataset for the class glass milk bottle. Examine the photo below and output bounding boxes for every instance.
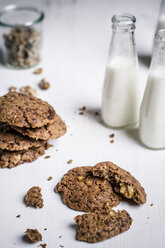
[101,14,139,128]
[139,30,165,149]
[156,0,165,31]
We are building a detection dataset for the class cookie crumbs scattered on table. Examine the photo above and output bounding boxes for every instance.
[33,68,43,74]
[44,228,47,231]
[79,112,84,115]
[25,229,42,243]
[95,111,99,115]
[45,155,51,159]
[9,86,17,92]
[67,159,73,164]
[109,133,115,138]
[19,86,38,97]
[150,203,153,206]
[38,243,47,248]
[59,245,64,248]
[39,79,50,90]
[16,214,21,218]
[47,176,53,181]
[58,235,62,238]
[25,186,44,208]
[79,106,86,111]
[110,140,114,143]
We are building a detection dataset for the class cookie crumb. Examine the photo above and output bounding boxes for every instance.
[47,176,53,181]
[44,228,47,231]
[67,159,73,164]
[16,214,21,218]
[79,106,86,111]
[20,86,38,97]
[56,149,59,152]
[95,111,99,116]
[25,186,44,208]
[147,217,150,219]
[58,235,62,238]
[9,86,17,92]
[33,68,43,74]
[25,229,42,243]
[79,112,84,115]
[110,140,114,143]
[39,243,47,248]
[39,79,50,90]
[59,245,64,248]
[44,155,51,159]
[150,203,153,206]
[109,133,115,138]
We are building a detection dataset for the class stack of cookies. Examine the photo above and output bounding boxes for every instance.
[0,92,66,168]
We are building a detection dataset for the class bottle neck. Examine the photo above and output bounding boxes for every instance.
[150,30,165,71]
[109,14,137,62]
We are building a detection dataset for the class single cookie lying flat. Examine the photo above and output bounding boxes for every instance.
[0,126,45,151]
[25,229,42,243]
[56,166,120,212]
[74,209,132,243]
[13,114,67,140]
[25,186,44,208]
[0,143,49,168]
[0,92,55,128]
[92,162,146,204]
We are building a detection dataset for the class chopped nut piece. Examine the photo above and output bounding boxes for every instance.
[39,79,50,90]
[110,140,114,143]
[120,183,134,199]
[44,155,51,159]
[47,176,53,181]
[150,203,153,206]
[16,214,21,218]
[9,86,17,92]
[33,68,43,74]
[25,229,42,243]
[77,176,85,182]
[20,86,38,97]
[67,159,73,164]
[25,186,44,208]
[109,133,115,138]
[79,112,84,115]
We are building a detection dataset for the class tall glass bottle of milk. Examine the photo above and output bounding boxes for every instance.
[101,14,139,128]
[156,0,165,31]
[139,30,165,149]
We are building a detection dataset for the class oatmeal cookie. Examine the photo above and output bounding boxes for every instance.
[13,114,66,140]
[74,209,132,243]
[0,125,45,151]
[0,142,49,168]
[55,166,120,212]
[92,162,146,204]
[0,92,55,128]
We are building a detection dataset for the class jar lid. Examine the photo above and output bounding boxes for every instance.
[0,5,44,27]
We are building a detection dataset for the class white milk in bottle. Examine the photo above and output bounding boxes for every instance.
[139,30,165,149]
[101,14,139,128]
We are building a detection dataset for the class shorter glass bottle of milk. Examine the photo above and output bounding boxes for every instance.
[139,30,165,149]
[101,14,139,128]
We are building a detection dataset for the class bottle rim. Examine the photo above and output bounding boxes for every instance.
[112,13,136,30]
[0,4,44,28]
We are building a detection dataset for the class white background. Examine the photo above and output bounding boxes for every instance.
[0,0,165,247]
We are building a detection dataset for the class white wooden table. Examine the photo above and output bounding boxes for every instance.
[0,0,164,247]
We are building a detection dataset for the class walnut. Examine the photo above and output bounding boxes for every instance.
[20,86,38,97]
[77,176,85,182]
[119,183,134,199]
